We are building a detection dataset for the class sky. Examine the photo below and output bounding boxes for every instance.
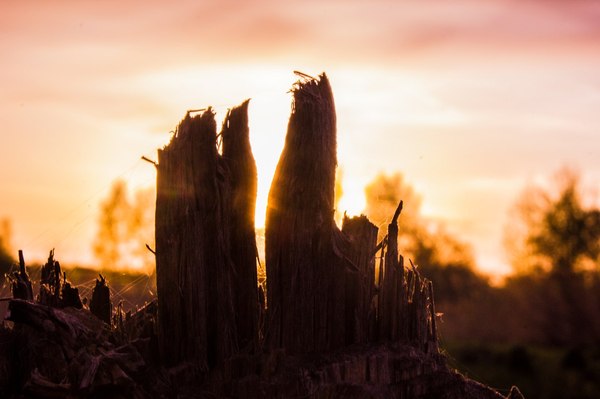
[1,0,599,277]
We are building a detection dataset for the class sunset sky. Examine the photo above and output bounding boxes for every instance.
[1,0,599,277]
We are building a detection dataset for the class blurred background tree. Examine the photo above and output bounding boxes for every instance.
[505,167,600,275]
[0,218,14,275]
[93,180,155,271]
[504,167,600,345]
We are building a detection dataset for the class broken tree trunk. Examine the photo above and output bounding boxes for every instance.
[38,249,83,309]
[265,73,380,353]
[375,200,438,351]
[39,249,62,307]
[265,73,340,353]
[221,100,260,353]
[90,274,111,324]
[10,250,33,301]
[341,215,379,344]
[155,101,259,369]
[263,75,438,353]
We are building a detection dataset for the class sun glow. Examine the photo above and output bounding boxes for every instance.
[337,177,367,219]
[247,89,291,228]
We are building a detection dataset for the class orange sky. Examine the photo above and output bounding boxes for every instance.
[1,0,600,276]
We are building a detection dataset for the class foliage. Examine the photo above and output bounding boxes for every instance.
[444,341,600,399]
[0,218,14,276]
[499,168,600,346]
[505,168,600,275]
[92,180,155,271]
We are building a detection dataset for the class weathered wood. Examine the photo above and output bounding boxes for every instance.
[378,202,403,341]
[265,75,440,354]
[341,215,378,344]
[222,100,260,352]
[427,280,438,349]
[90,274,111,324]
[10,249,33,300]
[265,73,342,353]
[4,299,151,397]
[371,200,438,351]
[38,250,82,309]
[155,101,259,368]
[39,249,61,307]
[156,108,232,368]
[61,278,83,309]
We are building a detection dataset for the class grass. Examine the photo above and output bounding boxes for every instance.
[441,340,600,399]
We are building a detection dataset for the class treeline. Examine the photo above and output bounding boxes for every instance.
[358,168,600,346]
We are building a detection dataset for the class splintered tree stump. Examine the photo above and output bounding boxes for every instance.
[38,249,83,309]
[39,249,62,307]
[10,250,33,301]
[265,74,384,353]
[222,100,260,353]
[341,215,379,344]
[155,101,259,369]
[265,74,438,355]
[90,274,111,324]
[265,73,341,353]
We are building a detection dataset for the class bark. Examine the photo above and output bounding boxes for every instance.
[90,274,111,324]
[222,100,260,353]
[155,102,259,368]
[155,108,233,368]
[265,73,340,353]
[10,250,33,300]
[39,250,62,307]
[38,249,82,309]
[341,215,378,344]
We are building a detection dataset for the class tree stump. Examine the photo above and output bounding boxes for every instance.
[265,73,341,353]
[10,250,33,301]
[155,101,259,369]
[90,275,111,324]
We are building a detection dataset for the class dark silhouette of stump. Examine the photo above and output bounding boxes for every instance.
[90,274,111,324]
[265,73,438,355]
[222,100,260,353]
[39,249,62,307]
[155,101,259,369]
[265,73,380,353]
[265,73,339,353]
[10,250,33,300]
[37,249,82,309]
